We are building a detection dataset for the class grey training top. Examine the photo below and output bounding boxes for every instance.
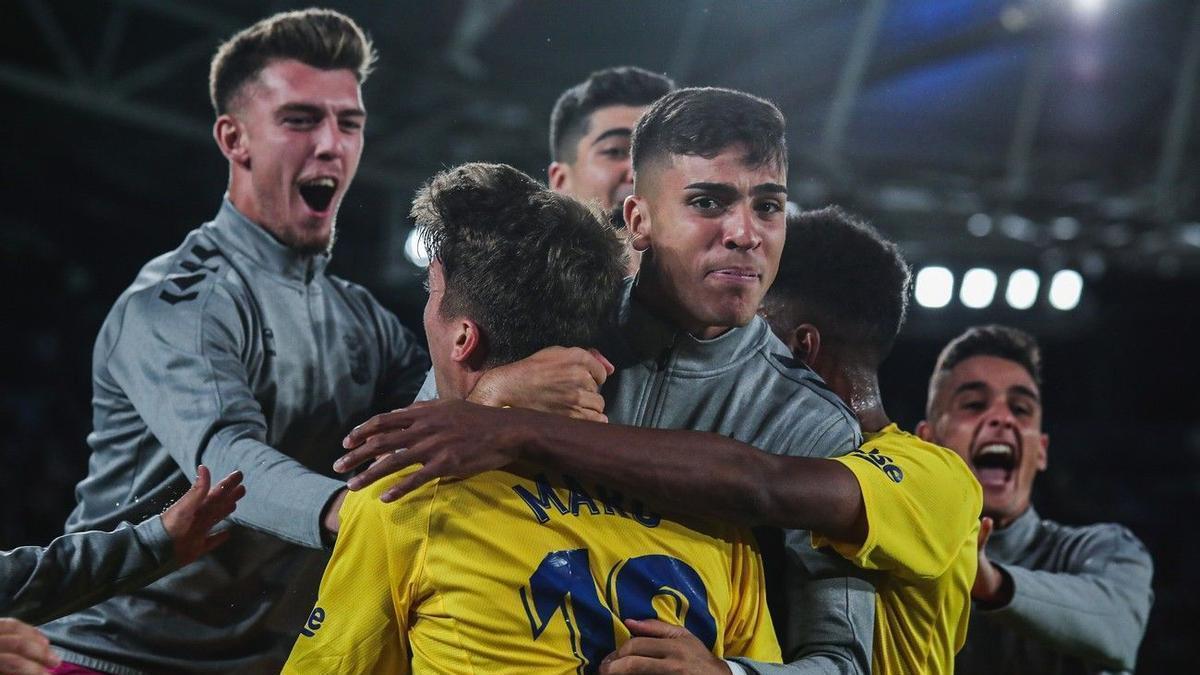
[956,506,1154,675]
[1,516,172,625]
[601,281,874,675]
[42,200,428,674]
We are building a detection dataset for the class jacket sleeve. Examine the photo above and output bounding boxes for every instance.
[982,525,1154,671]
[733,415,875,675]
[729,556,876,674]
[814,439,982,581]
[105,282,343,549]
[0,516,174,624]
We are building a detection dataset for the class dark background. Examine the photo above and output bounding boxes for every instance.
[2,0,1197,669]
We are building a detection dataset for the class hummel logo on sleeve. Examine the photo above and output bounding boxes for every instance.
[849,448,904,483]
[299,606,326,638]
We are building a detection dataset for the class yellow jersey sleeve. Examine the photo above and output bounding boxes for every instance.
[722,531,783,662]
[282,470,435,674]
[813,425,982,580]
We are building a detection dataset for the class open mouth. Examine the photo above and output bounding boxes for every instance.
[973,443,1017,488]
[298,177,338,212]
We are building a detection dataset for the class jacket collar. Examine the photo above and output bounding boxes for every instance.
[610,277,776,374]
[204,198,329,284]
[987,505,1041,560]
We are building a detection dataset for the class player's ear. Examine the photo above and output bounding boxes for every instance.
[453,318,486,369]
[1036,432,1049,471]
[214,114,250,168]
[786,324,821,367]
[915,420,933,442]
[625,195,651,252]
[548,161,570,192]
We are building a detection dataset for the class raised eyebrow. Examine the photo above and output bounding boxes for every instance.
[590,128,633,146]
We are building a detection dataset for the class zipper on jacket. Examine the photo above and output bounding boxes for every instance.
[639,334,676,428]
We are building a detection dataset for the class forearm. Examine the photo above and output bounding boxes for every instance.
[521,412,865,537]
[983,564,1151,669]
[203,430,344,549]
[0,516,173,624]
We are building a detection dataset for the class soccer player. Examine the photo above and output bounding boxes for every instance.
[917,325,1154,674]
[283,162,781,673]
[754,207,980,673]
[342,88,875,674]
[35,10,434,672]
[548,66,674,273]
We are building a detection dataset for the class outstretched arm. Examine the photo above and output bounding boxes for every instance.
[337,400,866,543]
[1,466,243,624]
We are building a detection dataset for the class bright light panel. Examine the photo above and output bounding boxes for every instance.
[1005,269,1040,310]
[960,268,998,309]
[915,266,954,309]
[1073,0,1105,19]
[1049,270,1084,310]
[404,227,430,267]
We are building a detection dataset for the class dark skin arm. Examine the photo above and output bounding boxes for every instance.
[337,399,867,544]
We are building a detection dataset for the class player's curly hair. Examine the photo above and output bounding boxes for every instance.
[762,206,911,367]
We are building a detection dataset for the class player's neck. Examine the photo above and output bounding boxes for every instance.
[438,367,483,401]
[820,359,890,434]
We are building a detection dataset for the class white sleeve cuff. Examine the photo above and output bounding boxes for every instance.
[724,660,749,675]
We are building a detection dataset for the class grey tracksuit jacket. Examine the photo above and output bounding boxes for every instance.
[600,283,874,675]
[956,506,1154,675]
[1,516,172,625]
[40,200,429,674]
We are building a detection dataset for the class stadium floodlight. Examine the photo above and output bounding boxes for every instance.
[1005,269,1040,310]
[966,213,993,237]
[1048,270,1084,310]
[1073,0,1105,20]
[914,266,954,309]
[404,227,431,267]
[960,268,998,309]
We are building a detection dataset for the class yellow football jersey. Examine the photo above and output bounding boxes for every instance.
[813,424,981,675]
[284,462,781,674]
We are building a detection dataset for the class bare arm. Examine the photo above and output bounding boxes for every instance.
[337,400,866,543]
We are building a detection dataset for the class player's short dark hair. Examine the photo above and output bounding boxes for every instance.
[411,163,627,367]
[933,324,1043,387]
[209,8,376,115]
[549,66,675,163]
[631,87,787,176]
[763,206,911,367]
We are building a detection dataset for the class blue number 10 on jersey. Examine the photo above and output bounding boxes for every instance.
[520,548,718,673]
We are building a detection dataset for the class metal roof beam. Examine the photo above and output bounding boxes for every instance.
[1154,0,1200,222]
[820,0,889,171]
